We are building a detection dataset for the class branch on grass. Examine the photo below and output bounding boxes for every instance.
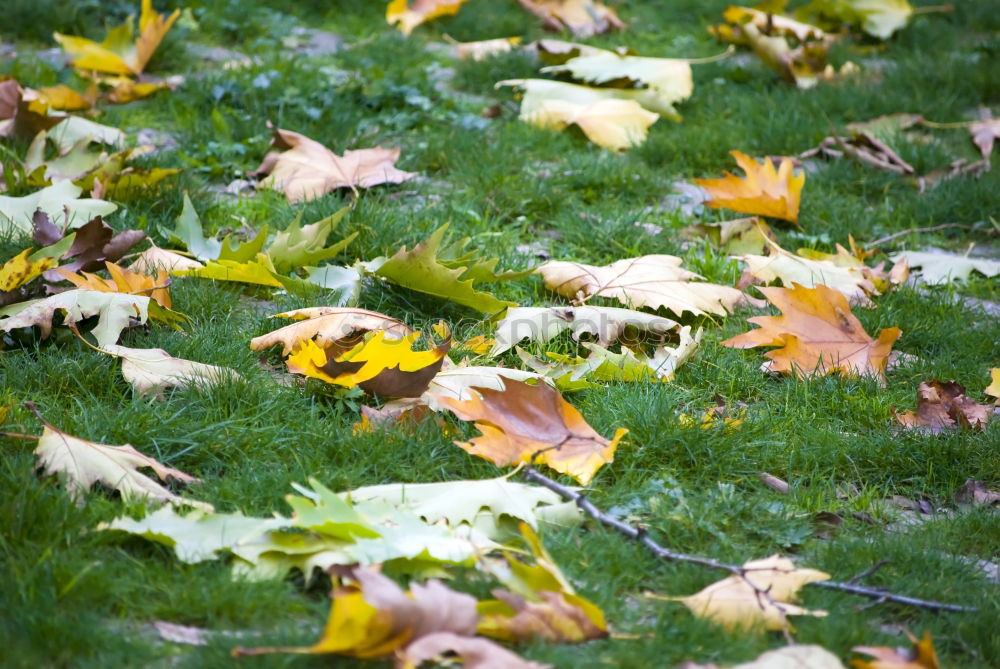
[522,466,976,614]
[868,223,989,247]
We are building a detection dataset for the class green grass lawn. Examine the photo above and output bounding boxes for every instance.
[2,0,1000,666]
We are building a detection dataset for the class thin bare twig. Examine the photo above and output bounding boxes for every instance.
[868,223,983,247]
[522,466,975,613]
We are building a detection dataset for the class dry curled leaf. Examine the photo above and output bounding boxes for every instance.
[440,378,627,484]
[892,380,991,433]
[99,344,242,398]
[722,283,901,384]
[252,123,415,203]
[0,289,150,347]
[852,630,940,668]
[58,261,172,309]
[537,255,744,318]
[251,307,412,357]
[516,0,625,38]
[695,151,805,224]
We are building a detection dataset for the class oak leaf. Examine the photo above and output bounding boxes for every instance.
[497,79,659,150]
[99,344,242,398]
[53,0,180,76]
[0,181,117,234]
[695,151,805,224]
[892,380,992,433]
[516,0,625,38]
[29,404,209,509]
[440,378,627,484]
[889,249,1000,285]
[0,288,150,347]
[288,330,449,398]
[537,255,744,318]
[386,0,471,36]
[253,124,415,203]
[721,283,901,383]
[661,555,829,632]
[852,630,939,668]
[251,307,412,357]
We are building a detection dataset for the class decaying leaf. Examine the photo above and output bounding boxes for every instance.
[386,0,470,35]
[0,181,117,234]
[694,151,805,225]
[892,380,992,433]
[99,344,241,398]
[722,283,901,383]
[28,403,209,509]
[491,305,679,355]
[372,224,520,314]
[537,255,744,318]
[0,249,55,292]
[889,249,1000,285]
[390,365,552,412]
[36,213,146,280]
[253,124,415,203]
[852,630,940,668]
[288,330,449,398]
[54,0,180,76]
[800,115,921,176]
[516,0,625,38]
[497,79,659,150]
[969,116,1000,161]
[0,289,150,347]
[657,555,829,631]
[251,307,412,357]
[539,50,693,120]
[441,378,627,484]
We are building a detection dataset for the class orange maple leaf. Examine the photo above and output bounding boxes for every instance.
[58,261,171,309]
[440,378,626,484]
[721,283,900,384]
[695,150,805,224]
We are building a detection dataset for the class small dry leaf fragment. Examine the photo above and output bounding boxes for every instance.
[659,555,829,632]
[386,0,471,36]
[516,0,625,38]
[695,151,805,224]
[954,479,1000,507]
[440,378,626,484]
[251,307,412,357]
[722,283,901,384]
[758,472,790,494]
[28,404,209,509]
[537,255,744,318]
[252,124,415,203]
[288,330,449,398]
[852,630,940,669]
[892,380,991,433]
[100,344,242,397]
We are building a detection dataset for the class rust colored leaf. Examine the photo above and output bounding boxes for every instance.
[694,150,805,225]
[721,283,901,384]
[440,378,626,484]
[892,380,992,433]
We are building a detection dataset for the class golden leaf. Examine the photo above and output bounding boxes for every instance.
[695,150,805,224]
[0,249,55,291]
[516,0,625,38]
[386,0,471,36]
[852,630,940,669]
[58,261,171,309]
[440,378,626,484]
[987,368,1000,402]
[721,283,901,384]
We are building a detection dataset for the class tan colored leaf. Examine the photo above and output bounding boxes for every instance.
[100,344,242,397]
[681,644,847,669]
[440,378,627,484]
[516,0,625,38]
[252,124,415,203]
[659,555,829,632]
[680,217,776,256]
[401,631,551,668]
[29,405,209,509]
[537,255,744,318]
[386,0,471,36]
[695,151,805,224]
[452,37,522,61]
[969,117,1000,160]
[986,368,1000,402]
[852,630,940,669]
[251,307,412,357]
[129,244,204,274]
[892,380,991,433]
[954,479,1000,507]
[722,283,900,383]
[0,289,150,347]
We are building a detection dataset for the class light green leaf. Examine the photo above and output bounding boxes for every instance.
[47,115,127,154]
[285,478,381,541]
[162,192,222,261]
[372,224,517,314]
[0,288,150,347]
[218,224,270,263]
[0,181,117,234]
[302,264,362,306]
[890,248,1000,285]
[267,207,357,273]
[173,254,285,288]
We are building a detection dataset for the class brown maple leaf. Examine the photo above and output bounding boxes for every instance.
[439,378,626,484]
[252,123,415,203]
[721,283,901,384]
[892,380,992,433]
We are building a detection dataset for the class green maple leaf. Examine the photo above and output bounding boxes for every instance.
[266,206,358,274]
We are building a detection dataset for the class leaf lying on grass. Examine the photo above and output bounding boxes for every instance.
[386,0,471,36]
[251,307,412,357]
[804,0,915,40]
[35,213,146,280]
[128,244,204,273]
[0,289,150,347]
[537,255,744,318]
[0,181,117,234]
[252,123,415,203]
[889,249,1000,285]
[694,151,805,225]
[27,403,209,510]
[653,554,829,632]
[722,283,901,384]
[441,378,627,484]
[892,380,992,433]
[516,0,625,38]
[683,644,847,669]
[852,630,940,668]
[680,217,777,256]
[0,249,55,292]
[451,37,522,61]
[59,261,172,309]
[388,365,552,412]
[98,344,242,398]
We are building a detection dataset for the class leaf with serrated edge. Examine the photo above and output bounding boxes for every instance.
[0,288,149,347]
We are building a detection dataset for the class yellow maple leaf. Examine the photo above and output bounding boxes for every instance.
[0,249,55,291]
[386,0,471,36]
[695,150,805,224]
[54,0,180,77]
[58,261,172,309]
